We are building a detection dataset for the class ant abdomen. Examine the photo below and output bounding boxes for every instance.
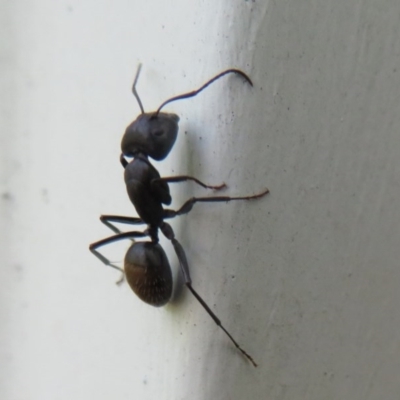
[124,241,173,307]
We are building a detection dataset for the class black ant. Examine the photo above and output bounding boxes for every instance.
[89,65,269,367]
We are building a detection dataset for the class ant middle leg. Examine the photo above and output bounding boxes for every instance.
[163,188,269,219]
[100,215,145,235]
[153,176,226,190]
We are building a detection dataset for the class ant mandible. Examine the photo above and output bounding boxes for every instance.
[89,65,269,367]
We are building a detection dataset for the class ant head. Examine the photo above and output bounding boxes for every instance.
[121,112,179,160]
[122,64,252,161]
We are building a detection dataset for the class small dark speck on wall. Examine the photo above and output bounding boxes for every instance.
[2,192,13,201]
[42,188,49,204]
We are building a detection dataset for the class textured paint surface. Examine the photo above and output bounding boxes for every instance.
[1,1,400,399]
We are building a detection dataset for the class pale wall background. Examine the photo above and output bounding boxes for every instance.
[1,1,399,399]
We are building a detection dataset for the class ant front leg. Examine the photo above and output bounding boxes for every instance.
[152,176,226,191]
[163,188,269,219]
[89,230,149,285]
[160,222,258,367]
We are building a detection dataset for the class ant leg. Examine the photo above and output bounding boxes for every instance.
[160,222,257,367]
[153,176,226,190]
[163,188,269,219]
[90,230,149,285]
[100,215,145,235]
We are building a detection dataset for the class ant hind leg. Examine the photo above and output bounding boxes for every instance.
[89,230,149,285]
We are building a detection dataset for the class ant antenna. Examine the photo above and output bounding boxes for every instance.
[132,63,145,114]
[155,69,253,115]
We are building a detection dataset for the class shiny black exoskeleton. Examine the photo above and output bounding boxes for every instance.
[90,65,269,366]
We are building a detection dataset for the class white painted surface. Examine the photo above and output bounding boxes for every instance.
[1,1,400,399]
